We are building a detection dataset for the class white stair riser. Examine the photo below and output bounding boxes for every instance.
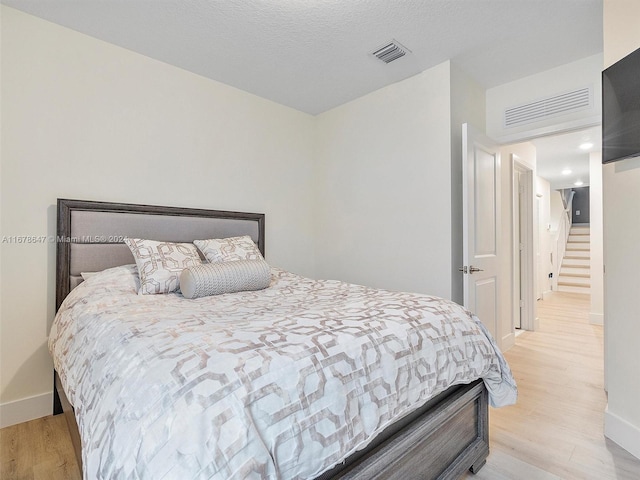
[558,276,591,286]
[568,235,590,243]
[563,258,590,267]
[566,243,590,250]
[561,267,591,275]
[570,227,590,233]
[567,235,591,245]
[565,246,590,253]
[557,284,591,294]
[564,252,590,260]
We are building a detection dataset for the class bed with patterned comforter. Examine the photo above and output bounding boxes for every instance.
[49,264,517,480]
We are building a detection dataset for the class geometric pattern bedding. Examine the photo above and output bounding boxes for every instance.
[49,265,517,480]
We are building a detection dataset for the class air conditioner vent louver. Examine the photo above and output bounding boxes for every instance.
[371,40,410,64]
[504,87,592,128]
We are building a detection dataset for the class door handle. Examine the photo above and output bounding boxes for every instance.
[469,265,484,274]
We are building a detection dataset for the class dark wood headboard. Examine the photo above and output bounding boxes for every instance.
[55,199,265,310]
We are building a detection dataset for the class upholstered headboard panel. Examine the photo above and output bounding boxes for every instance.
[56,199,265,310]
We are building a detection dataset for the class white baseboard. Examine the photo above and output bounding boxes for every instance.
[604,405,640,460]
[502,332,515,351]
[0,391,52,428]
[589,312,604,325]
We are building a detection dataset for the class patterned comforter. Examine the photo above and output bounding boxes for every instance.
[49,265,517,480]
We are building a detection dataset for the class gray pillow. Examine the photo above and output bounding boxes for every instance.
[180,259,271,299]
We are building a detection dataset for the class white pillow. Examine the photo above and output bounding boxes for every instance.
[180,260,271,299]
[194,235,263,263]
[124,238,201,294]
[80,271,99,281]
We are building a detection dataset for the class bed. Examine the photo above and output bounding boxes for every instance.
[50,198,517,480]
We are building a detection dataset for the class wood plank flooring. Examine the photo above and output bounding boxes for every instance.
[0,414,81,480]
[2,292,639,479]
[464,292,640,480]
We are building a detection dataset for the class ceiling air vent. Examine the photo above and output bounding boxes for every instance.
[504,87,592,128]
[371,40,410,64]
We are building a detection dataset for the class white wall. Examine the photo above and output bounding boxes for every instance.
[486,54,603,143]
[314,62,454,298]
[589,151,604,326]
[535,177,553,299]
[450,63,487,305]
[549,190,564,234]
[548,189,566,291]
[0,7,317,426]
[602,0,640,460]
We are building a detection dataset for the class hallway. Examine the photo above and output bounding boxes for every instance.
[467,292,640,479]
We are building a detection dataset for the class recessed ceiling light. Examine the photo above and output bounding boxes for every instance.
[562,168,572,175]
[579,142,594,150]
[574,180,584,186]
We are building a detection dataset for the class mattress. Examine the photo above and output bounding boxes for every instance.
[49,265,517,480]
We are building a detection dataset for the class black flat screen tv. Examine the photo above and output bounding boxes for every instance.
[602,46,640,163]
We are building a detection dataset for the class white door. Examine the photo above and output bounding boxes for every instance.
[462,124,501,339]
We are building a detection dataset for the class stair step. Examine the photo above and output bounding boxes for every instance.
[558,282,591,289]
[560,262,591,277]
[557,284,591,294]
[565,256,591,262]
[561,261,589,268]
[568,235,590,243]
[566,244,590,251]
[558,276,591,286]
[560,269,591,277]
[564,249,591,258]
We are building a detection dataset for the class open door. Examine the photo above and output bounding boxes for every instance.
[462,124,501,340]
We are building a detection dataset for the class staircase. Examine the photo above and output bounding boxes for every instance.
[557,225,590,294]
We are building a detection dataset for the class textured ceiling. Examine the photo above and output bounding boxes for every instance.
[2,0,603,115]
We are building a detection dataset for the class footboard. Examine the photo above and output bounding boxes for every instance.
[323,379,489,480]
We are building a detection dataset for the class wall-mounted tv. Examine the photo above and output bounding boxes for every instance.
[602,46,640,164]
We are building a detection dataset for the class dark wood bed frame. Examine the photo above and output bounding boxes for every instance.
[53,198,489,480]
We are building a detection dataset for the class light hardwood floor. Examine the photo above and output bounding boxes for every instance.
[464,292,640,480]
[2,292,639,479]
[1,414,81,480]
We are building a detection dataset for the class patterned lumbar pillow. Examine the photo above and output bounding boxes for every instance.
[180,259,271,299]
[124,238,201,294]
[194,235,263,263]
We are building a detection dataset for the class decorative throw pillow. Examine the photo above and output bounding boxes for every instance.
[124,238,201,294]
[180,259,271,299]
[194,235,263,263]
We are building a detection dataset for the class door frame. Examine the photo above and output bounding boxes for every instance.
[512,166,522,330]
[512,158,537,331]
